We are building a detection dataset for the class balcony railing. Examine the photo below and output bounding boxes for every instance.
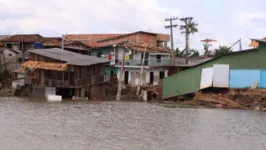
[115,59,172,67]
[25,75,110,88]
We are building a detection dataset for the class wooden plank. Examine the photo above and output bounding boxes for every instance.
[194,92,241,108]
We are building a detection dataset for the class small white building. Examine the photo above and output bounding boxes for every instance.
[0,47,21,73]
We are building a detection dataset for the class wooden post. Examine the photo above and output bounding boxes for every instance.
[1,50,7,71]
[116,45,126,101]
[137,45,147,95]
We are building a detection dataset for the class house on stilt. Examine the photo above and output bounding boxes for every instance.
[20,48,110,100]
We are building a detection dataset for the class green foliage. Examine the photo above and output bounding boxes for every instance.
[180,19,199,35]
[214,45,232,57]
[175,47,200,58]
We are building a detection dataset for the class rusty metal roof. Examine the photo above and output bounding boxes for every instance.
[98,31,170,43]
[21,60,68,71]
[43,40,91,51]
[28,48,109,66]
[0,34,43,43]
[125,43,170,53]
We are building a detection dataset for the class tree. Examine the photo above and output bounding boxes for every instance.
[175,47,200,58]
[175,47,185,57]
[189,49,200,58]
[214,46,232,57]
[180,17,198,64]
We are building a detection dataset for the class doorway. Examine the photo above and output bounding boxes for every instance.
[56,88,75,98]
[150,72,154,84]
[159,71,165,79]
[124,71,129,85]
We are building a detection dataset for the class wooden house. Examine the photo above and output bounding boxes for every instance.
[21,48,110,99]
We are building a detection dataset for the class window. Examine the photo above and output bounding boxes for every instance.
[156,55,162,62]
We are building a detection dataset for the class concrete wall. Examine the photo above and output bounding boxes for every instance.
[0,48,20,73]
[117,67,168,87]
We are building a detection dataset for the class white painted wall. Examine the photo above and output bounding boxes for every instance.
[213,64,230,88]
[200,67,214,89]
[45,87,56,97]
[0,48,20,73]
[12,44,20,51]
[165,70,168,77]
[133,52,142,60]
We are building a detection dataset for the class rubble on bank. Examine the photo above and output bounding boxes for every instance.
[179,89,266,111]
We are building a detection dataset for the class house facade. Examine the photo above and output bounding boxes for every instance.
[64,31,171,87]
[0,34,44,61]
[21,48,110,99]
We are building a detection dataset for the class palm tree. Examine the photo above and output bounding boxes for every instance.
[180,17,198,64]
[214,45,232,57]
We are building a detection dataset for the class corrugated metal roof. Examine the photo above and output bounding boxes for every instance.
[28,48,109,66]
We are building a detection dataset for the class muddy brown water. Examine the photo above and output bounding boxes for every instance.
[0,97,266,150]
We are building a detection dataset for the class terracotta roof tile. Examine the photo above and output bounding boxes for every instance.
[12,68,26,73]
[21,60,67,71]
[65,34,124,47]
[125,43,170,53]
[0,34,43,43]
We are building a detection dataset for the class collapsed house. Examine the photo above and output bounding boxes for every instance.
[163,39,266,99]
[19,48,110,99]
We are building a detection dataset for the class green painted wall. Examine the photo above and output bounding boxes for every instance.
[104,67,118,75]
[163,43,266,98]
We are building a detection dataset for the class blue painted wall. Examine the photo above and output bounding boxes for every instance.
[260,70,266,88]
[229,70,261,88]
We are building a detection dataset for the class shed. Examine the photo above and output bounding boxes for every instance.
[163,41,266,98]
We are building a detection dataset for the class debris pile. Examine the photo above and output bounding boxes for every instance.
[194,92,242,109]
[190,89,266,110]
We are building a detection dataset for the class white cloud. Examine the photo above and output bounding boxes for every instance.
[0,0,178,36]
[1,0,266,52]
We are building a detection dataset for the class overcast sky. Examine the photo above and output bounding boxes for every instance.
[0,0,265,53]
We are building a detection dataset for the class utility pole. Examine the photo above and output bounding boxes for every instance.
[116,43,126,101]
[165,17,178,65]
[62,34,64,51]
[239,38,242,51]
[229,38,242,51]
[136,45,147,96]
[180,17,193,64]
[200,39,216,58]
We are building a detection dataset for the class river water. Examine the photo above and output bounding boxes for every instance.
[0,97,266,150]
